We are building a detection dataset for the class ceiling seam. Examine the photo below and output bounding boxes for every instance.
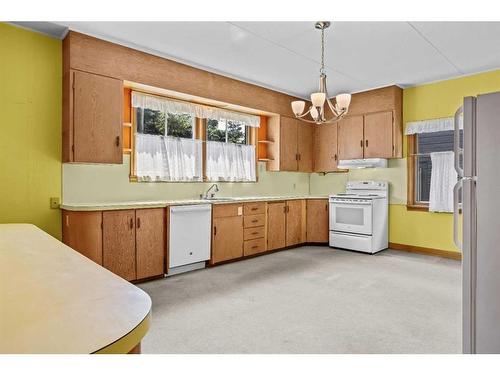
[227,22,368,86]
[406,22,464,75]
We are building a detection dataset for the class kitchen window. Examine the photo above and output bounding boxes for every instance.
[206,118,256,182]
[130,91,259,183]
[133,96,202,182]
[407,118,462,211]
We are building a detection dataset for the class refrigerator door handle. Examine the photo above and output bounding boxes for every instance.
[453,178,463,250]
[454,106,464,177]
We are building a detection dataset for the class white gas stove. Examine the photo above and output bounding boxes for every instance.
[329,181,389,254]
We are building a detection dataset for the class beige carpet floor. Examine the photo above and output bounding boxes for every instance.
[139,246,461,353]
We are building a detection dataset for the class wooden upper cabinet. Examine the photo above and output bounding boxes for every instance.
[136,208,165,280]
[306,199,329,243]
[314,123,339,172]
[212,216,243,264]
[338,115,364,160]
[297,122,314,172]
[363,111,394,158]
[62,210,103,265]
[102,210,136,281]
[285,200,304,247]
[71,70,123,163]
[280,116,298,171]
[337,85,403,159]
[267,202,286,250]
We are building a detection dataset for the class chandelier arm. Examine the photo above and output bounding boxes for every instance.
[293,116,321,124]
[294,107,313,119]
[325,97,340,116]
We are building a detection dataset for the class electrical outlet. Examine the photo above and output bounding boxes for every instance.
[50,197,60,209]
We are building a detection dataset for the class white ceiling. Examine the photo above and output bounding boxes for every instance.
[12,21,500,99]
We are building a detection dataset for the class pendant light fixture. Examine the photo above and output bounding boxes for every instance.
[291,21,351,124]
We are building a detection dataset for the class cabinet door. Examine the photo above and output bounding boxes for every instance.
[212,216,243,263]
[297,122,314,172]
[280,116,298,171]
[286,200,304,246]
[364,111,394,158]
[306,199,329,243]
[62,210,103,265]
[136,208,165,279]
[338,115,364,160]
[314,123,339,172]
[73,70,123,164]
[267,202,286,250]
[103,210,136,281]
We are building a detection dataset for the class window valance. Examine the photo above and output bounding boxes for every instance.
[132,91,260,128]
[405,116,462,135]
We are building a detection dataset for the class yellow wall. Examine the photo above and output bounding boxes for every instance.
[0,24,62,239]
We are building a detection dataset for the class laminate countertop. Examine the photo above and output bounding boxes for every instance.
[60,195,330,211]
[0,224,151,354]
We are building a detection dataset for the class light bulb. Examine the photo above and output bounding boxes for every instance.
[336,93,351,109]
[310,92,326,107]
[291,100,306,116]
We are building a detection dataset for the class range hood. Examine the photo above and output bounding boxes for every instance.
[338,158,388,169]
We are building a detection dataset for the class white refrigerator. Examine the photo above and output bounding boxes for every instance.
[457,92,500,353]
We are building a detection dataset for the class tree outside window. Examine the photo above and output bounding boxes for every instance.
[207,118,247,144]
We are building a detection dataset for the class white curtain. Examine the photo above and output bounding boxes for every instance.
[429,151,457,212]
[405,116,462,135]
[206,141,256,182]
[132,91,260,127]
[136,133,203,182]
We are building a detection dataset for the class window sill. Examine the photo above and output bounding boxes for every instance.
[406,204,429,212]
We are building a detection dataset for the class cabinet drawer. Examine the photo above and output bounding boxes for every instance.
[213,204,243,218]
[244,226,265,240]
[244,202,266,215]
[244,214,265,228]
[243,237,266,256]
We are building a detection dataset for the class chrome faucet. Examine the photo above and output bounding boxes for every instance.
[202,184,219,199]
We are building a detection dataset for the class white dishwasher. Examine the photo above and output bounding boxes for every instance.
[168,204,212,276]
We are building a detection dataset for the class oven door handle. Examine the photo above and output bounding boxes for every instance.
[329,202,372,206]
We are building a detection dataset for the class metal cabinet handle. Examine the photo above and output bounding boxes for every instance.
[116,136,120,147]
[365,139,368,147]
[251,219,258,223]
[214,226,217,236]
[129,218,134,230]
[360,140,363,148]
[137,217,141,229]
[251,207,258,211]
[252,245,259,249]
[334,154,337,161]
[252,232,258,235]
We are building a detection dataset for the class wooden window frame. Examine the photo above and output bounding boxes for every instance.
[407,134,429,211]
[126,94,259,183]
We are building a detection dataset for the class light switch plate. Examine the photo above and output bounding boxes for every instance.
[238,206,243,216]
[50,197,60,209]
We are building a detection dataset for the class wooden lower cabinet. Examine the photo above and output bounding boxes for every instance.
[103,210,137,281]
[267,202,286,250]
[136,208,165,279]
[63,208,166,282]
[285,200,305,246]
[306,199,329,243]
[62,210,103,265]
[212,216,243,264]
